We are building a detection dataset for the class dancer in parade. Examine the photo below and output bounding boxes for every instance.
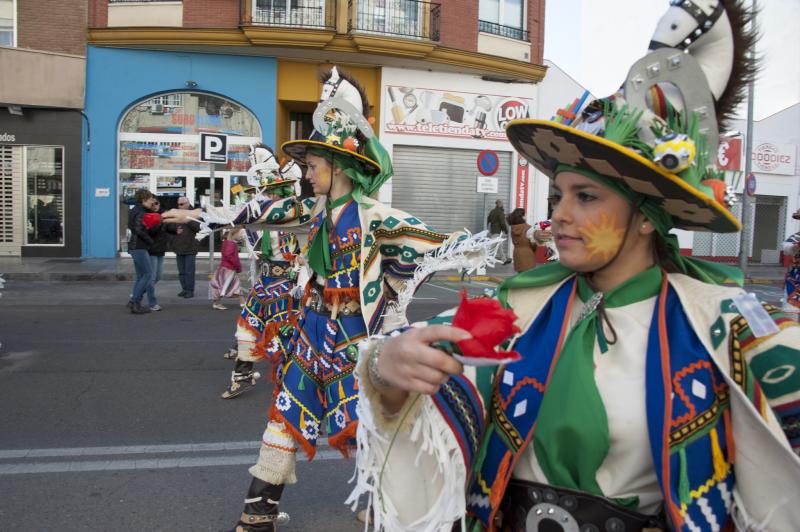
[222,148,303,399]
[350,2,800,531]
[782,209,800,320]
[164,66,493,531]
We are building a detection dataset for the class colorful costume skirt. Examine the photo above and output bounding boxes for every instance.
[269,307,367,459]
[785,265,800,317]
[209,266,242,299]
[237,271,299,365]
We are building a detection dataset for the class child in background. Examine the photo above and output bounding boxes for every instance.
[210,228,245,310]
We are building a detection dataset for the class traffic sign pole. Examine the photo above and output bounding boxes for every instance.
[738,1,756,275]
[209,164,216,274]
[199,133,229,275]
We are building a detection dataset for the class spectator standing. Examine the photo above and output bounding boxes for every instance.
[209,227,245,310]
[171,196,201,298]
[146,198,173,311]
[507,207,537,273]
[127,188,157,314]
[487,199,511,264]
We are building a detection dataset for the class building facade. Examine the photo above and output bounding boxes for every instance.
[687,104,800,264]
[0,0,87,257]
[84,0,548,257]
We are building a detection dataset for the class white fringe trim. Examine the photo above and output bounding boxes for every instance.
[347,347,467,532]
[386,230,502,322]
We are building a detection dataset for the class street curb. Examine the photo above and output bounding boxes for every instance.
[441,275,505,284]
[1,273,783,286]
[2,273,182,282]
[745,278,783,286]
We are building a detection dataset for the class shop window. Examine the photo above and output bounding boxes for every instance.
[117,92,261,253]
[479,0,527,41]
[0,0,15,47]
[25,146,64,246]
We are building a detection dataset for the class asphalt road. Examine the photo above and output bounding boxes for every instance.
[0,278,783,531]
[0,278,494,532]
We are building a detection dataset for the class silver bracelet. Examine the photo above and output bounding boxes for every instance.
[366,337,391,388]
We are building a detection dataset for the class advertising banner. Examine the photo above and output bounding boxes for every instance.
[384,85,533,141]
[515,157,529,211]
[717,138,742,171]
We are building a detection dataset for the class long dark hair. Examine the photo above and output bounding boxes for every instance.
[507,208,526,226]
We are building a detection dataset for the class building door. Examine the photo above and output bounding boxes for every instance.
[391,145,513,235]
[752,195,786,263]
[0,145,23,256]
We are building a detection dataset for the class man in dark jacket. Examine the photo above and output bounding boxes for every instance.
[127,188,157,314]
[487,199,511,264]
[171,196,201,298]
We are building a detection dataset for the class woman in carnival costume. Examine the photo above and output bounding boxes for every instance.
[221,146,304,399]
[781,209,800,321]
[165,67,492,531]
[350,2,800,531]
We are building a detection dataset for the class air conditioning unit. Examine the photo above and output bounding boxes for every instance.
[150,104,165,114]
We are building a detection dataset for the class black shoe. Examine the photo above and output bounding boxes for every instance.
[178,290,186,297]
[225,479,288,532]
[221,361,259,399]
[131,303,151,314]
[126,300,134,311]
[183,292,194,298]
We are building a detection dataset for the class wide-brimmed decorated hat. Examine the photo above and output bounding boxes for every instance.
[282,66,381,176]
[246,144,297,191]
[506,0,755,233]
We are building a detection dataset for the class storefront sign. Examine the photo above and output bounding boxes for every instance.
[0,133,16,143]
[752,142,797,175]
[384,86,532,141]
[717,138,742,171]
[515,157,529,211]
[477,150,500,176]
[477,175,499,194]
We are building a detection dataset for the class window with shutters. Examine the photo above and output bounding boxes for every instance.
[0,145,23,255]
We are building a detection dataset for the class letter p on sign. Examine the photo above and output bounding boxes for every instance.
[200,133,228,163]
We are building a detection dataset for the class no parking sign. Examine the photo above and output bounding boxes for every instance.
[477,150,499,176]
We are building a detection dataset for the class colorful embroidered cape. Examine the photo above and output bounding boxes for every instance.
[350,273,800,532]
[236,231,300,366]
[783,232,800,310]
[217,194,460,334]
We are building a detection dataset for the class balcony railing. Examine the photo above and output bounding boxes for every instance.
[243,0,336,29]
[478,20,528,42]
[348,0,440,41]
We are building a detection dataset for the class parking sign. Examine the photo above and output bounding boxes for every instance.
[200,133,228,163]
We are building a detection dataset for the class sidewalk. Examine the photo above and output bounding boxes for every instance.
[0,256,787,285]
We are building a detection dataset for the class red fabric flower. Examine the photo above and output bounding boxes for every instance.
[142,212,162,230]
[451,290,521,362]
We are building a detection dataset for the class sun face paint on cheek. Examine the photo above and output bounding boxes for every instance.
[577,211,625,262]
